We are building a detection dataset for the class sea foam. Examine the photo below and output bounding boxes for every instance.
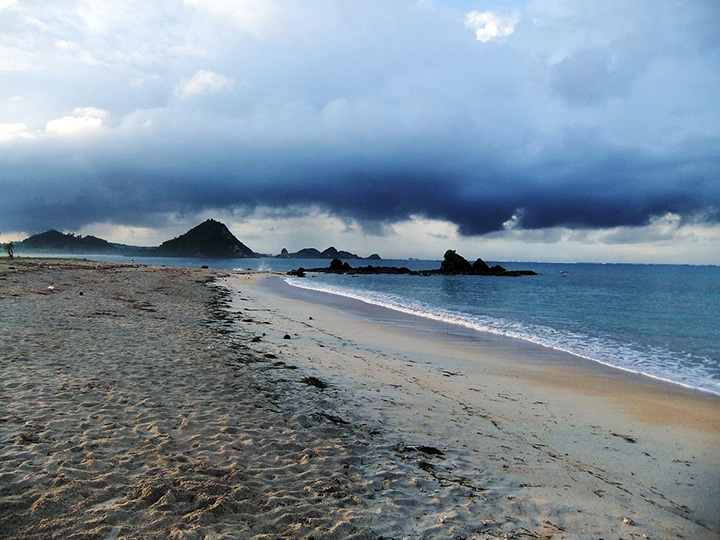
[284,275,720,396]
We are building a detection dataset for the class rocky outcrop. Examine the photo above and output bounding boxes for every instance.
[289,250,537,277]
[440,250,473,273]
[329,258,350,271]
[288,263,417,276]
[472,257,491,273]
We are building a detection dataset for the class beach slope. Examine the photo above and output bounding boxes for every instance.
[0,261,378,539]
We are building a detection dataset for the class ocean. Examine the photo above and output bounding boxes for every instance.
[29,253,720,396]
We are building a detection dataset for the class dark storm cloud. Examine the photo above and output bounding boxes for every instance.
[1,0,719,236]
[3,128,717,236]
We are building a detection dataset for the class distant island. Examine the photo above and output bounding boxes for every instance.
[12,219,381,260]
[277,247,381,260]
[15,229,122,254]
[12,220,535,276]
[14,219,251,259]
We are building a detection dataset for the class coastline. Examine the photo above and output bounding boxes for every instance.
[256,275,720,430]
[281,271,720,398]
[1,260,718,539]
[235,274,720,536]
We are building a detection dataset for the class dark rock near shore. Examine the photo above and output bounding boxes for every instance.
[287,267,307,277]
[440,250,473,273]
[290,263,419,276]
[472,257,491,273]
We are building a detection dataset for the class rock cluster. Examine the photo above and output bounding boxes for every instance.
[288,250,537,277]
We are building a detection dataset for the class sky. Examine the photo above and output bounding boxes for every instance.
[1,0,719,264]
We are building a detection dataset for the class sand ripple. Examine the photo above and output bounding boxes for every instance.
[0,262,376,539]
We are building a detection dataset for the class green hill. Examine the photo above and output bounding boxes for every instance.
[16,230,116,253]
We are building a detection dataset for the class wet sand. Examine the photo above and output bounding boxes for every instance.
[1,259,718,539]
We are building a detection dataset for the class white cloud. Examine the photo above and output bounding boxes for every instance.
[45,107,109,135]
[174,69,235,98]
[502,208,525,230]
[130,74,161,88]
[77,222,164,247]
[647,212,681,236]
[182,0,334,40]
[0,122,32,142]
[464,10,519,43]
[53,39,105,67]
[184,0,266,33]
[0,0,17,12]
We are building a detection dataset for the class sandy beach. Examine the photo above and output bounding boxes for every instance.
[1,260,718,539]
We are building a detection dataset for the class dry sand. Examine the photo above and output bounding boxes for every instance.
[1,260,718,539]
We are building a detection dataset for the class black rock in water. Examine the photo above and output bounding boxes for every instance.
[472,257,491,273]
[289,250,537,277]
[440,250,473,273]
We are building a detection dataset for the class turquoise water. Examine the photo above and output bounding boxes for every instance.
[28,253,720,395]
[283,261,720,396]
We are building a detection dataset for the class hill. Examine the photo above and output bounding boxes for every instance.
[16,230,117,253]
[155,219,256,258]
[277,247,381,260]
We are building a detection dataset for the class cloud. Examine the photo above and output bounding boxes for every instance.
[473,211,720,263]
[502,209,525,231]
[464,10,519,43]
[0,0,719,263]
[174,70,235,98]
[45,108,108,135]
[647,212,682,237]
[0,122,31,142]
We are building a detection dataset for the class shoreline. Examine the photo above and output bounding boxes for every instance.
[2,260,718,539]
[264,275,720,428]
[281,274,720,399]
[234,273,720,536]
